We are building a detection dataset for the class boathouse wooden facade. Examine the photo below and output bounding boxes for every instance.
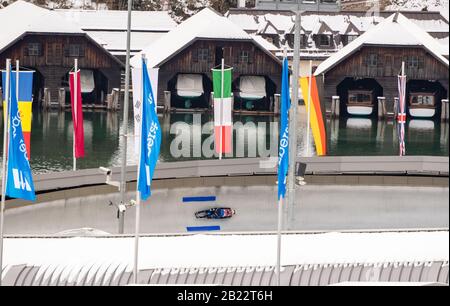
[157,39,282,111]
[321,46,449,113]
[0,34,123,104]
[0,1,123,106]
[315,13,449,118]
[133,8,283,112]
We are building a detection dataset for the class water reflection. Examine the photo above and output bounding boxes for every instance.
[328,117,449,156]
[29,111,121,173]
[161,113,278,161]
[0,109,448,174]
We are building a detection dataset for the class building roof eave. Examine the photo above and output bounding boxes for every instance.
[0,32,124,69]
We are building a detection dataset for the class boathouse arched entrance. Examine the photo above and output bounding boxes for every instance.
[406,79,447,119]
[232,75,276,112]
[167,73,212,109]
[336,77,383,117]
[62,69,109,105]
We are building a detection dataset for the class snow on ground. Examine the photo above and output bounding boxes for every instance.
[3,231,449,271]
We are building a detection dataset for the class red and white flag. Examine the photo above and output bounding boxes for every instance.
[397,74,407,156]
[70,70,85,158]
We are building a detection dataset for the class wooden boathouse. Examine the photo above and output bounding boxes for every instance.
[314,12,449,120]
[131,7,283,114]
[0,1,123,107]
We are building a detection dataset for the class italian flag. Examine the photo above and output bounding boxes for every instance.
[212,66,233,155]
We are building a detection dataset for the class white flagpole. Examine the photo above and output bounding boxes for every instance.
[0,59,11,286]
[219,58,225,160]
[73,58,78,171]
[276,49,289,287]
[276,197,283,286]
[402,61,405,79]
[15,60,19,107]
[133,192,141,284]
[133,54,146,285]
[305,60,313,157]
[287,11,301,233]
[119,0,133,235]
[401,61,406,156]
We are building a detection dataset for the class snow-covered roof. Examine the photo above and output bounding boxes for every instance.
[315,12,449,76]
[262,13,294,33]
[131,7,281,68]
[251,35,279,52]
[3,231,448,271]
[0,1,123,66]
[86,31,166,55]
[57,9,177,32]
[438,37,449,55]
[225,11,260,32]
[229,10,449,34]
[55,8,176,55]
[0,0,85,52]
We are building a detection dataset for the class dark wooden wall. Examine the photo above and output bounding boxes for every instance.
[0,34,122,102]
[319,46,449,112]
[157,39,282,105]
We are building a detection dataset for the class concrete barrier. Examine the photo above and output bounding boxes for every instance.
[8,156,446,193]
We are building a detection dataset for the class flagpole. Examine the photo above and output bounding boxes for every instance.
[118,0,133,234]
[73,58,78,171]
[305,60,312,157]
[133,193,141,284]
[132,57,143,285]
[0,59,11,286]
[400,61,406,156]
[276,197,283,286]
[287,10,301,228]
[402,61,405,82]
[15,60,19,107]
[219,58,224,160]
[133,54,146,285]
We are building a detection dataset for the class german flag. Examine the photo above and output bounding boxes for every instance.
[299,76,327,156]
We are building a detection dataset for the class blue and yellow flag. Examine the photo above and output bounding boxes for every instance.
[5,68,36,201]
[137,58,161,201]
[2,70,34,156]
[277,58,290,200]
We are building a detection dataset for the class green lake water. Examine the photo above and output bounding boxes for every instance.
[0,107,448,174]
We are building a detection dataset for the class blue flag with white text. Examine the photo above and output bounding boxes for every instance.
[137,58,161,200]
[5,69,36,201]
[277,58,290,200]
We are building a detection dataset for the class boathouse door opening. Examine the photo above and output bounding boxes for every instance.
[31,68,45,108]
[337,77,383,117]
[167,73,212,109]
[233,75,276,112]
[62,69,109,105]
[407,79,447,119]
